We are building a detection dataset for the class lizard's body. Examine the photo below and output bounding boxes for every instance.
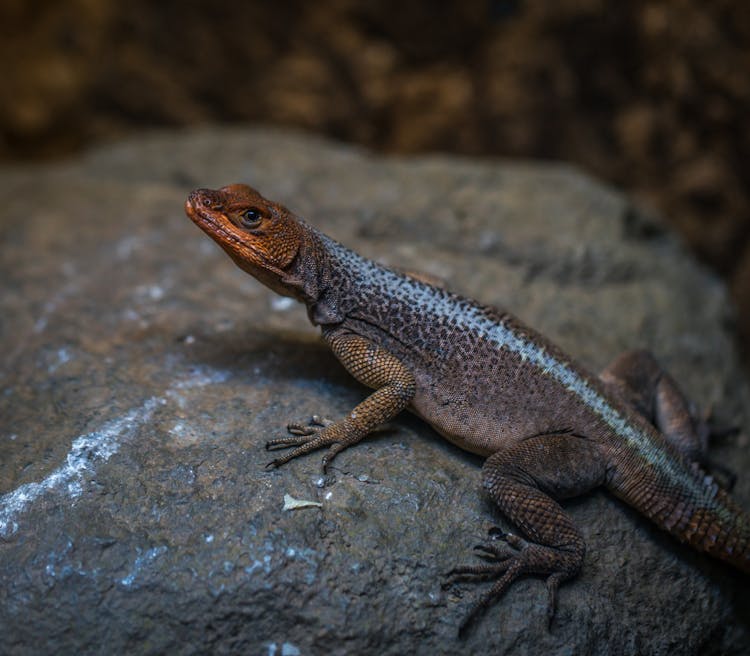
[315,234,645,459]
[185,184,750,633]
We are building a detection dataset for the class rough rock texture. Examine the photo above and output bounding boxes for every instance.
[1,129,749,655]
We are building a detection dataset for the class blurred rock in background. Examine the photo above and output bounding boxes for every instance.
[2,0,749,355]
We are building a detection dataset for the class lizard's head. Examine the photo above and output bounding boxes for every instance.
[185,184,307,297]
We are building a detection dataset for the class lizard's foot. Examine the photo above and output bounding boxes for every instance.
[286,415,335,436]
[264,415,354,472]
[445,529,581,638]
[265,415,334,450]
[695,411,740,490]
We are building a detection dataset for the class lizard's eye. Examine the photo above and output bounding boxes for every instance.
[239,208,262,228]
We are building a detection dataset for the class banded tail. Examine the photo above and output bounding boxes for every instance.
[611,450,750,573]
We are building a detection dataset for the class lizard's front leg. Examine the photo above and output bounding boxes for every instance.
[265,332,416,472]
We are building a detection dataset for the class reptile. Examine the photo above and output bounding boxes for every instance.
[184,183,750,634]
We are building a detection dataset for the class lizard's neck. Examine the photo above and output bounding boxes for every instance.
[300,231,388,327]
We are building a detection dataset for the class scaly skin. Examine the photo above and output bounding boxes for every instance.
[185,184,750,634]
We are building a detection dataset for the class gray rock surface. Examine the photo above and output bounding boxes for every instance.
[1,128,749,655]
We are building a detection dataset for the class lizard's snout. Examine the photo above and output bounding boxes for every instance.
[186,188,223,214]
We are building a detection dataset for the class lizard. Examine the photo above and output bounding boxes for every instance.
[184,183,750,634]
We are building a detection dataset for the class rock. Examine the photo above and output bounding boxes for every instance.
[1,128,748,655]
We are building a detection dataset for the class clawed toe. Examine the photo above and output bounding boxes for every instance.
[265,435,314,451]
[266,416,336,453]
[287,415,333,436]
[447,536,583,637]
[473,543,514,561]
[445,562,513,585]
[456,563,524,638]
[286,424,315,437]
[262,416,354,472]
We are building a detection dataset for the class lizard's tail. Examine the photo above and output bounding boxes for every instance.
[680,489,750,573]
[610,457,750,574]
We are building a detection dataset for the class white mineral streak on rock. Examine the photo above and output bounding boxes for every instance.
[0,398,161,538]
[0,364,233,538]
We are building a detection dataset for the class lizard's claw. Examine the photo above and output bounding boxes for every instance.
[285,415,334,437]
[265,415,336,469]
[264,415,354,473]
[265,416,334,451]
[444,532,522,586]
[472,543,514,562]
[446,531,580,638]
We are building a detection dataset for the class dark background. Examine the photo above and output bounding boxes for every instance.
[3,0,749,355]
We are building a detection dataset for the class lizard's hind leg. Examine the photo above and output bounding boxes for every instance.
[448,433,606,636]
[600,349,737,487]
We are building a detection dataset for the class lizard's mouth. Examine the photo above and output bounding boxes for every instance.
[185,194,243,249]
[184,194,280,274]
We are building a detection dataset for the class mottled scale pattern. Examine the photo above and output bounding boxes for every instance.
[305,229,750,572]
[185,184,750,632]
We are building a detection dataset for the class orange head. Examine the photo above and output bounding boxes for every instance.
[185,184,311,298]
